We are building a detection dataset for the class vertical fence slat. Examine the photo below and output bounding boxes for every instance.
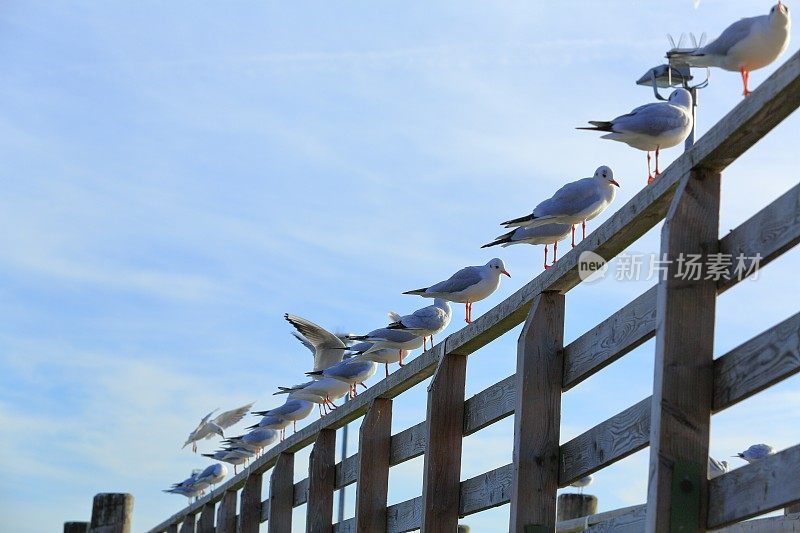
[166,526,178,533]
[355,398,393,531]
[178,514,195,533]
[215,491,237,533]
[64,522,90,533]
[508,291,565,532]
[90,493,134,533]
[646,169,720,532]
[421,346,468,531]
[307,428,337,533]
[268,453,295,533]
[197,503,216,533]
[240,473,263,533]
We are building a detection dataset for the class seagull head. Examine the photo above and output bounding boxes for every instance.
[668,88,693,109]
[770,2,790,25]
[486,258,511,277]
[594,166,619,188]
[209,422,225,438]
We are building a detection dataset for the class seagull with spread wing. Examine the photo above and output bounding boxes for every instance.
[183,401,255,453]
[285,314,349,372]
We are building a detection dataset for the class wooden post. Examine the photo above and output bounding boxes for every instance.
[240,473,263,533]
[557,494,598,521]
[355,398,393,531]
[786,503,800,515]
[64,523,90,533]
[268,453,295,533]
[215,491,237,533]
[508,291,565,532]
[306,428,336,533]
[646,169,720,532]
[197,503,216,533]
[420,349,468,531]
[167,526,178,533]
[89,493,134,533]
[178,514,196,533]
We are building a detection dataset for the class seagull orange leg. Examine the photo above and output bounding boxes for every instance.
[553,240,558,266]
[543,244,549,270]
[398,350,404,366]
[385,363,389,377]
[654,147,661,177]
[741,68,751,96]
[571,225,576,247]
[582,220,586,240]
[646,151,653,184]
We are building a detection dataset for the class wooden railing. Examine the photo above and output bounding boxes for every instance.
[145,49,800,533]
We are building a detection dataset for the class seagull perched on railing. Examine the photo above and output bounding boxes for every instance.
[482,223,573,270]
[183,402,255,453]
[500,167,618,249]
[285,314,350,372]
[708,456,729,478]
[222,429,278,456]
[569,475,593,494]
[578,91,693,184]
[346,328,424,367]
[403,258,510,323]
[202,448,254,475]
[386,298,452,350]
[667,2,791,96]
[306,354,378,399]
[251,396,314,435]
[734,443,775,463]
[345,341,408,378]
[274,379,351,418]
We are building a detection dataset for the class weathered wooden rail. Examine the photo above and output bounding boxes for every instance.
[144,49,800,533]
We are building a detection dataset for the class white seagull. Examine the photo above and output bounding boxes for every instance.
[708,456,729,478]
[346,341,408,378]
[183,402,255,453]
[346,328,424,366]
[251,397,314,435]
[202,448,254,474]
[667,2,791,96]
[306,354,378,399]
[735,443,775,463]
[500,166,618,248]
[482,223,573,270]
[386,298,452,350]
[578,90,693,184]
[285,314,349,372]
[403,258,510,323]
[223,428,279,456]
[274,379,351,418]
[569,475,593,494]
[193,463,228,489]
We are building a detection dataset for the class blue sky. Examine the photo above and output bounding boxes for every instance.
[1,1,799,531]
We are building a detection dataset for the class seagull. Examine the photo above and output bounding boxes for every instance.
[569,475,593,494]
[346,341,408,378]
[577,90,693,184]
[223,429,279,456]
[482,223,573,270]
[708,456,729,478]
[246,414,290,440]
[163,484,205,501]
[274,379,351,418]
[251,397,314,434]
[183,402,255,453]
[734,443,775,463]
[403,258,510,323]
[500,166,618,247]
[194,463,228,489]
[667,3,791,96]
[306,354,378,399]
[346,329,424,366]
[202,448,254,474]
[285,314,349,372]
[386,298,452,350]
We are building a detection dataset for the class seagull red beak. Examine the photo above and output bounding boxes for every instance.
[501,269,511,277]
[610,179,620,187]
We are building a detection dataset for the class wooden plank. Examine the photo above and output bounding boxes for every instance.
[90,493,134,533]
[197,503,215,533]
[178,515,195,533]
[717,514,800,532]
[145,51,800,533]
[558,504,645,533]
[420,348,468,531]
[509,291,565,532]
[708,443,800,528]
[389,422,426,466]
[646,169,720,533]
[214,491,236,533]
[306,428,336,533]
[464,374,516,435]
[293,478,310,507]
[333,518,355,533]
[386,497,422,533]
[714,312,800,411]
[460,463,513,516]
[563,286,657,390]
[355,398,392,532]
[560,397,651,485]
[239,473,262,533]
[334,454,359,490]
[718,182,800,293]
[267,453,294,533]
[583,505,646,533]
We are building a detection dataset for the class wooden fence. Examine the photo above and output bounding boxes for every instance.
[144,49,800,533]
